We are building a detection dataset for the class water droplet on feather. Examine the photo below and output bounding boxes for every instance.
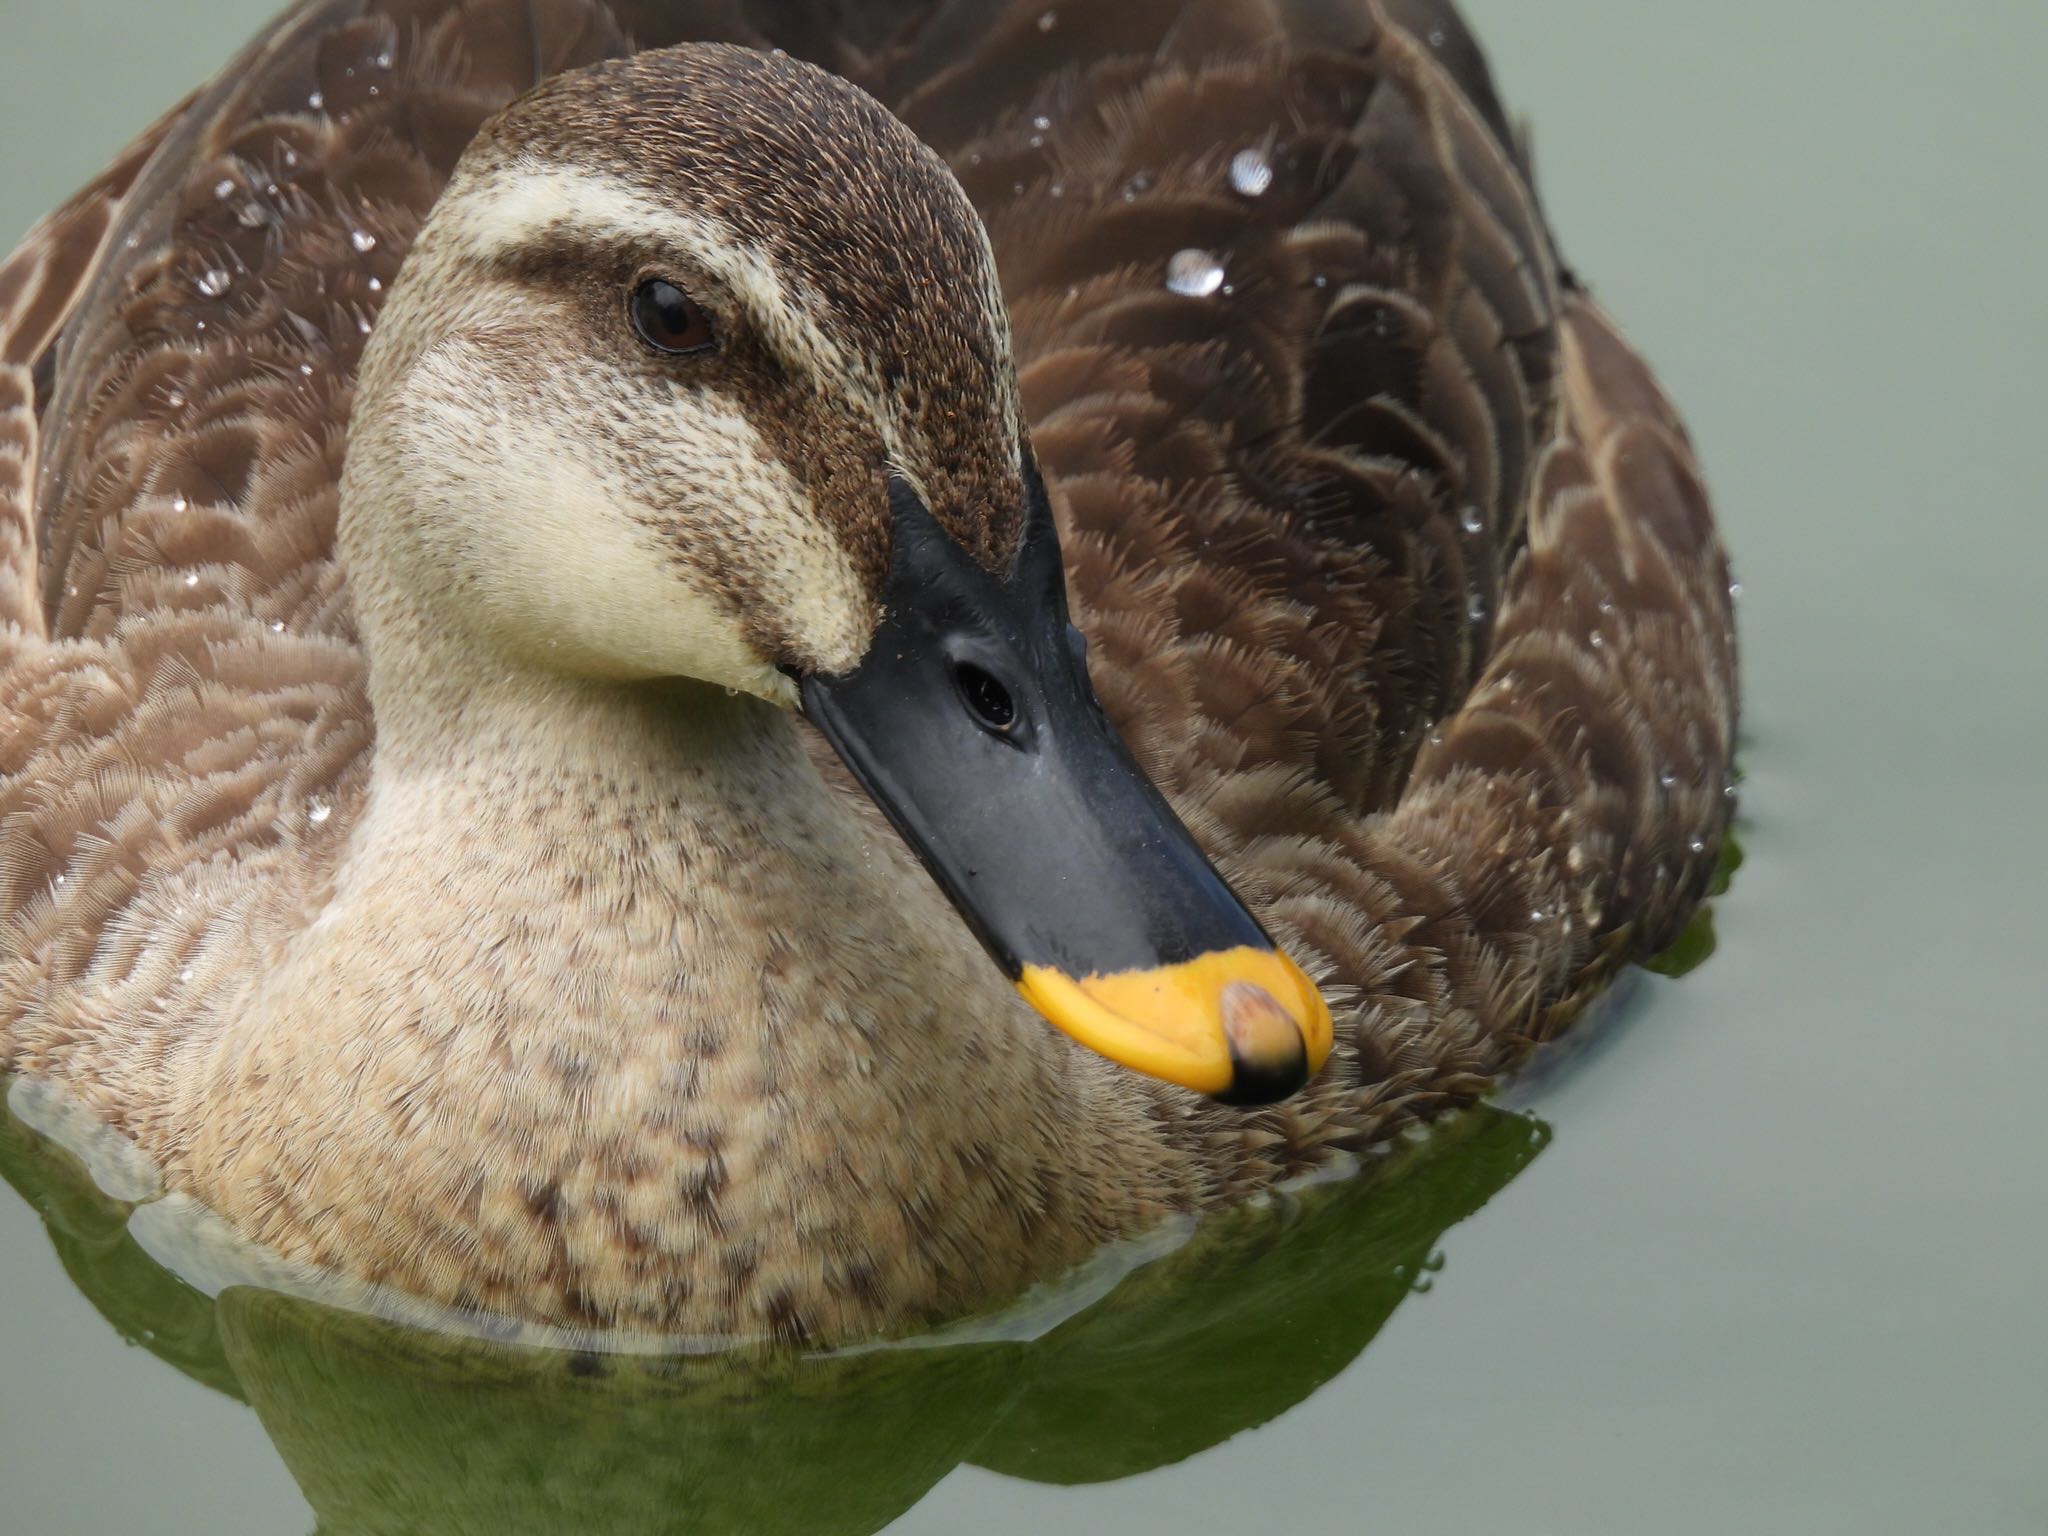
[1228,148,1274,197]
[1165,249,1226,297]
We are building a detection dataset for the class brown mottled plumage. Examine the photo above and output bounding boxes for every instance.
[0,0,1737,1343]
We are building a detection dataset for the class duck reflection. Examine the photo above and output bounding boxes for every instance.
[0,1094,1543,1534]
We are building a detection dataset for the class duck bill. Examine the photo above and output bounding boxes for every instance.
[798,472,1332,1106]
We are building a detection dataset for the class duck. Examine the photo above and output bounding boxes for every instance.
[0,0,1737,1345]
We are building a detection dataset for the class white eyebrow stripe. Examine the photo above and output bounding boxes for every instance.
[454,163,848,373]
[442,159,1014,506]
[445,161,921,461]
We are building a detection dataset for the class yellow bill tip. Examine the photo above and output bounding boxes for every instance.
[1017,945,1333,1104]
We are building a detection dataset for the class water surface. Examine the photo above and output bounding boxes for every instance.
[3,2,2044,1531]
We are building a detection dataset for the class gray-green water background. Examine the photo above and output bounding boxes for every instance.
[1,2,2043,1531]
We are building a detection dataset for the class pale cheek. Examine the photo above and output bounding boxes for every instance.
[390,343,870,687]
[634,394,875,675]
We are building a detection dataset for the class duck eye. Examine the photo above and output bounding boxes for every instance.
[955,662,1018,734]
[629,278,715,355]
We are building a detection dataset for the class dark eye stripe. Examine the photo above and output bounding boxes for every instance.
[630,278,716,355]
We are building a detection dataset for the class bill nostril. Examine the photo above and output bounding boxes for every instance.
[955,661,1017,732]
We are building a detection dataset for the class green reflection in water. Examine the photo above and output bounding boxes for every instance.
[0,1093,1545,1535]
[1646,828,1746,981]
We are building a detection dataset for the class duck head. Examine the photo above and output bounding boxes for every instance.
[345,45,1332,1105]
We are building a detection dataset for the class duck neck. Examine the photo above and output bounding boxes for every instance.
[192,545,1193,1337]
